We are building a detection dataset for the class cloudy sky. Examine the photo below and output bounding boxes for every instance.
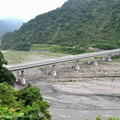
[0,0,67,21]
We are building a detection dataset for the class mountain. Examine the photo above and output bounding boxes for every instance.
[0,18,24,40]
[1,0,120,50]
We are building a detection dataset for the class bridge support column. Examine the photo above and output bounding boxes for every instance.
[88,57,92,64]
[16,71,20,82]
[16,70,26,86]
[75,60,80,70]
[20,70,26,86]
[94,57,98,66]
[52,65,57,76]
[102,56,106,61]
[45,66,51,75]
[108,55,112,62]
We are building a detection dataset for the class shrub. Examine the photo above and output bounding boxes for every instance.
[13,42,32,51]
[0,82,18,107]
[0,67,16,86]
[18,85,52,120]
[18,86,42,106]
[0,83,52,120]
[52,46,86,54]
[96,115,102,120]
[0,51,7,68]
[0,104,24,120]
[0,42,32,51]
[94,43,118,50]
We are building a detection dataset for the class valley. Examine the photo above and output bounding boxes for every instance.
[1,0,120,119]
[3,50,120,120]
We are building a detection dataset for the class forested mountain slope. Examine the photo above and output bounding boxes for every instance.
[1,0,120,49]
[0,18,23,40]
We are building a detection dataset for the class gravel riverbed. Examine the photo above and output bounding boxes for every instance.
[14,60,120,120]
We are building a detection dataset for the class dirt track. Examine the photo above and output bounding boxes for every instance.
[14,60,120,120]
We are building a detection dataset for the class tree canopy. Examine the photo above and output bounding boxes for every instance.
[1,0,120,50]
[0,51,16,85]
[0,83,52,120]
[0,51,52,119]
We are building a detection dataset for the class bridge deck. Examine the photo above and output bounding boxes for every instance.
[7,49,120,71]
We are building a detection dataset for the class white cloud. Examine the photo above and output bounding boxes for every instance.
[0,0,67,20]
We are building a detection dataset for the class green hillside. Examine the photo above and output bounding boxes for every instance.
[1,0,120,50]
[0,18,24,40]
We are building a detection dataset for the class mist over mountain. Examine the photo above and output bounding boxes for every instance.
[1,0,120,50]
[0,18,24,39]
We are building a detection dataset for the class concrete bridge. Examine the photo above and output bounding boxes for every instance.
[7,49,120,85]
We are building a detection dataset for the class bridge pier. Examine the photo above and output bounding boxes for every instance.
[108,55,112,62]
[16,71,20,82]
[88,57,92,64]
[45,66,51,75]
[51,64,57,76]
[74,60,80,70]
[94,57,98,66]
[8,49,120,80]
[102,56,106,62]
[16,70,26,86]
[20,70,26,86]
[71,60,80,70]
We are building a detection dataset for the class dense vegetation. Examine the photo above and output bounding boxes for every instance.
[0,83,52,120]
[31,44,86,54]
[96,115,120,120]
[0,51,16,85]
[1,0,120,51]
[0,51,52,120]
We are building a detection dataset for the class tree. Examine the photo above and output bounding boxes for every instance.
[18,85,52,120]
[13,42,32,51]
[0,83,24,120]
[0,51,16,85]
[0,83,52,120]
[0,82,18,107]
[0,51,7,68]
[0,52,52,120]
[1,0,120,51]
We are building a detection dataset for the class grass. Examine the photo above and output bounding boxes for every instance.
[31,44,86,54]
[3,50,30,64]
[31,44,70,54]
[2,50,66,65]
[112,56,120,62]
[31,44,112,55]
[96,115,120,120]
[31,44,61,51]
